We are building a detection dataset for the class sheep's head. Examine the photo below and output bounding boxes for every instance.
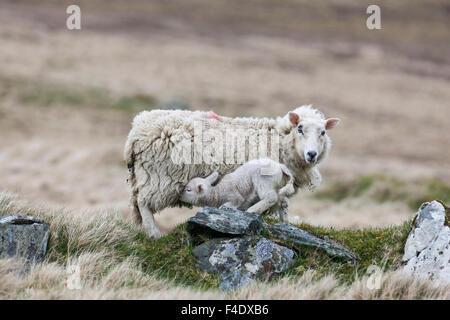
[287,111,340,166]
[179,172,219,205]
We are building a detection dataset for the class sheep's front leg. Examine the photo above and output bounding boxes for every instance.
[246,191,278,215]
[138,203,162,239]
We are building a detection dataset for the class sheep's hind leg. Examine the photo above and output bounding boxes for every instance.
[138,204,161,239]
[246,191,278,215]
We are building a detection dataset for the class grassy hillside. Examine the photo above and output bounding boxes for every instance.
[3,191,449,299]
[47,209,411,289]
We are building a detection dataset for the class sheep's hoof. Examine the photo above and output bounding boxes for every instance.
[145,229,162,240]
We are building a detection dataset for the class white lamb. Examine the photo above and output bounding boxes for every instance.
[124,105,340,238]
[179,158,295,221]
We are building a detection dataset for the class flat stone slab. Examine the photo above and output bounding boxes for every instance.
[267,222,358,262]
[186,206,264,237]
[402,201,450,284]
[0,215,50,266]
[192,236,294,290]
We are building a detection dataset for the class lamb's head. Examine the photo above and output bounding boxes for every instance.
[285,105,340,166]
[179,172,219,205]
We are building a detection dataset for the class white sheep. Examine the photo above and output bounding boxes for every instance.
[124,105,340,238]
[179,158,295,221]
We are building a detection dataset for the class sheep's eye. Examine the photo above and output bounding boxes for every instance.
[298,125,304,135]
[321,130,326,136]
[185,188,191,192]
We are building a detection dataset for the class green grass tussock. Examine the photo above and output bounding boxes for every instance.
[281,222,410,284]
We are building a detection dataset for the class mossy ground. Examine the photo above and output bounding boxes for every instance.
[44,212,411,289]
[271,221,410,284]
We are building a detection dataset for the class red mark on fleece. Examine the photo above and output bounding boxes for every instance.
[206,111,222,121]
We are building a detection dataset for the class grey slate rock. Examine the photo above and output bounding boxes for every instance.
[0,215,50,267]
[186,206,264,237]
[402,201,450,284]
[267,222,358,262]
[192,236,294,290]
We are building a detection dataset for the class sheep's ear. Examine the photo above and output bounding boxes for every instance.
[288,112,300,126]
[325,118,340,130]
[206,172,219,185]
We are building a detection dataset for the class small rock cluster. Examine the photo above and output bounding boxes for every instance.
[187,206,357,290]
[402,200,450,284]
[193,237,294,291]
[0,215,50,270]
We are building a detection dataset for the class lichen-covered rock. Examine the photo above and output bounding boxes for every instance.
[0,215,50,266]
[267,222,358,262]
[402,201,450,283]
[192,237,294,290]
[186,206,264,237]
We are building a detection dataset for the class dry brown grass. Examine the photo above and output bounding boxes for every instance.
[3,255,449,299]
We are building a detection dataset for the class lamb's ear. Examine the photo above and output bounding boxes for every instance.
[206,172,219,185]
[325,118,340,130]
[288,112,300,126]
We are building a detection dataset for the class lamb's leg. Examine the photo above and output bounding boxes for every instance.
[222,192,246,209]
[138,203,161,239]
[264,202,279,217]
[222,202,239,209]
[246,191,278,215]
[277,198,289,222]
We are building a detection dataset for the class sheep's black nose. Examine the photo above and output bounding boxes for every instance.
[307,151,317,160]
